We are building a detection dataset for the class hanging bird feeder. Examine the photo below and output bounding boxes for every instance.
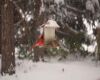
[43,19,60,43]
[30,19,60,50]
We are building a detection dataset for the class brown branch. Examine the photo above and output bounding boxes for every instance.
[10,0,25,19]
[65,3,85,14]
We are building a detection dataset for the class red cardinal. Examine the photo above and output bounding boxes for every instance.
[32,34,44,48]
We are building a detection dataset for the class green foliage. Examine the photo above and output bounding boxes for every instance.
[18,45,33,59]
[46,47,68,58]
[65,32,85,51]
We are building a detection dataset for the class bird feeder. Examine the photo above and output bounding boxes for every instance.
[43,19,60,43]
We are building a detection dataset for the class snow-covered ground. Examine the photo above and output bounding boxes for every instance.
[0,58,100,80]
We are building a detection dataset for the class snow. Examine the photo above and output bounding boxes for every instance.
[37,27,43,34]
[19,9,25,19]
[0,59,100,80]
[25,14,33,22]
[39,0,45,15]
[83,19,93,35]
[82,18,97,53]
[82,42,97,53]
[82,44,88,51]
[87,41,97,53]
[86,0,94,13]
[54,0,64,5]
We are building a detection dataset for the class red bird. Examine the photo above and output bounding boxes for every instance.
[32,34,44,48]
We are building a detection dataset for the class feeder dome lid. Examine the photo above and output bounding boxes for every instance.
[44,19,60,28]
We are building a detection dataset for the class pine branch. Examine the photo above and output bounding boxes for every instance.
[65,23,79,34]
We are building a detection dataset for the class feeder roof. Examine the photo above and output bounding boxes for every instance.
[44,19,60,28]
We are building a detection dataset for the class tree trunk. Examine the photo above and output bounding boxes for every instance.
[0,1,1,55]
[96,28,100,60]
[1,0,15,75]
